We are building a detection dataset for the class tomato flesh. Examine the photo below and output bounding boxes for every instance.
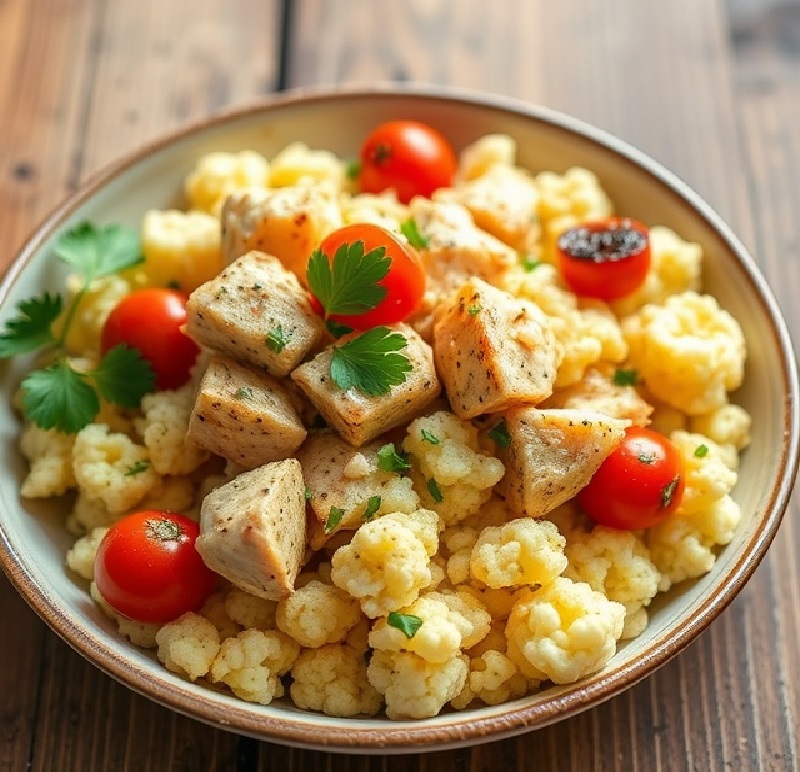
[557,217,651,301]
[577,426,685,530]
[314,223,426,330]
[94,511,217,624]
[101,288,200,391]
[358,120,457,204]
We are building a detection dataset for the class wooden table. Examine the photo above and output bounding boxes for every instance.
[1,0,798,769]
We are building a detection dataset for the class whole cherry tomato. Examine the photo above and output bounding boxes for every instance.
[358,120,457,203]
[557,217,651,302]
[577,426,685,530]
[310,223,426,330]
[94,510,217,624]
[101,288,200,391]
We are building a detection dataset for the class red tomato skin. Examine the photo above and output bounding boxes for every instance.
[577,427,686,530]
[101,288,200,391]
[94,511,217,624]
[557,217,651,302]
[358,120,457,204]
[316,223,426,330]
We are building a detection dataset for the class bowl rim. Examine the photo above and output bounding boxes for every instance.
[1,82,798,753]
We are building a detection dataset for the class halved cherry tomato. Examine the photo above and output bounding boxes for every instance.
[312,223,426,330]
[94,510,217,624]
[577,426,685,530]
[100,288,200,391]
[358,120,457,203]
[557,217,651,301]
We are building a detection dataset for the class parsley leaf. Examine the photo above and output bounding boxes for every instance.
[694,444,709,458]
[427,477,444,503]
[521,254,541,272]
[329,327,411,396]
[266,324,291,354]
[20,362,99,434]
[421,429,440,445]
[467,303,482,316]
[345,159,361,181]
[362,495,382,521]
[0,293,62,356]
[235,386,254,400]
[54,221,143,280]
[125,460,150,476]
[376,443,411,473]
[387,611,423,639]
[324,506,346,533]
[487,419,512,449]
[92,345,155,408]
[306,240,390,317]
[613,368,639,386]
[400,218,429,249]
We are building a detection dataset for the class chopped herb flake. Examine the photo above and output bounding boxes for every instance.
[467,303,482,316]
[234,386,254,400]
[266,324,291,354]
[400,218,429,249]
[521,255,541,272]
[387,611,423,639]
[613,368,639,386]
[376,443,411,473]
[421,429,440,445]
[326,319,353,339]
[362,495,382,521]
[487,419,511,449]
[304,486,313,501]
[345,159,361,181]
[427,477,444,503]
[125,460,150,476]
[324,506,346,533]
[694,444,709,458]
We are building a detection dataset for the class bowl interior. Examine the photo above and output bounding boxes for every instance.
[0,87,797,753]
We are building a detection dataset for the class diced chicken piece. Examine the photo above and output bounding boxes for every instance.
[185,251,326,377]
[188,354,307,469]
[501,408,629,517]
[436,164,539,252]
[297,432,420,533]
[433,278,561,419]
[291,324,441,447]
[196,459,307,600]
[220,181,342,282]
[539,367,653,426]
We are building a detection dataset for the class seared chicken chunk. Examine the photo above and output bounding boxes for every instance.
[291,324,441,447]
[433,278,561,419]
[501,408,628,517]
[196,459,306,600]
[185,251,325,377]
[188,354,307,469]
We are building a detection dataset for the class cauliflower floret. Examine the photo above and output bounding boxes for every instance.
[670,432,738,514]
[690,403,751,469]
[443,525,479,585]
[72,424,160,514]
[470,518,568,590]
[134,385,210,475]
[340,191,408,231]
[199,591,242,641]
[268,141,345,190]
[155,612,221,681]
[276,580,363,647]
[224,587,278,630]
[404,411,505,525]
[290,643,382,717]
[456,133,516,182]
[564,527,661,639]
[184,150,270,215]
[65,526,108,580]
[209,628,300,704]
[611,226,702,316]
[505,577,625,684]
[140,209,223,291]
[89,582,160,649]
[648,494,742,591]
[330,516,432,618]
[427,588,492,648]
[367,650,469,719]
[623,292,746,415]
[66,491,118,535]
[380,508,440,557]
[19,423,77,498]
[135,475,197,516]
[451,649,529,709]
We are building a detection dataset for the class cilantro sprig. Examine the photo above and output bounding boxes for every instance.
[330,326,412,397]
[0,221,154,434]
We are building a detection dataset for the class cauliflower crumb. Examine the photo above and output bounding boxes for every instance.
[209,628,300,704]
[452,649,528,708]
[342,452,374,479]
[155,612,221,681]
[224,587,278,630]
[367,650,469,719]
[134,386,210,475]
[19,423,77,498]
[331,516,432,618]
[290,644,382,717]
[276,580,363,647]
[72,424,160,514]
[404,412,504,525]
[564,527,661,639]
[505,577,625,684]
[470,518,568,590]
[65,526,108,580]
[184,150,270,215]
[623,292,746,414]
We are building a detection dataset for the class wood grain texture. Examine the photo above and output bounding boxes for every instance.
[0,0,798,770]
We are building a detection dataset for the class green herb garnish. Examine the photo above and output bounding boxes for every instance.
[387,611,423,639]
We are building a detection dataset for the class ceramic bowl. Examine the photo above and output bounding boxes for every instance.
[0,85,797,754]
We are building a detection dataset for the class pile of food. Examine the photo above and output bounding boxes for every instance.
[3,121,750,720]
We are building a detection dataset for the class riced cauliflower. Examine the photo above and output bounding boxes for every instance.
[155,612,221,681]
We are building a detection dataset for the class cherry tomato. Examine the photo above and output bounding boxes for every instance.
[577,426,686,530]
[94,510,217,624]
[101,288,200,390]
[358,120,457,203]
[313,223,426,330]
[557,217,651,302]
